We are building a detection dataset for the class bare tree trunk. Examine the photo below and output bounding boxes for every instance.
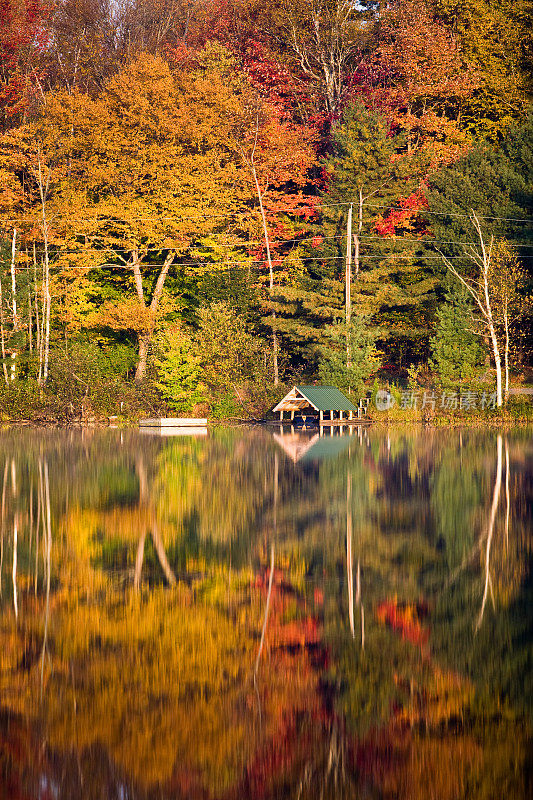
[135,335,150,383]
[503,308,510,403]
[37,258,45,384]
[10,229,18,382]
[488,321,503,409]
[132,251,174,382]
[476,434,502,632]
[0,263,8,386]
[440,213,503,407]
[37,150,51,387]
[28,288,33,355]
[33,243,41,365]
[43,255,51,385]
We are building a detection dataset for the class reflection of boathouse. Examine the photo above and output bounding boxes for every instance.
[273,385,360,423]
[273,431,357,463]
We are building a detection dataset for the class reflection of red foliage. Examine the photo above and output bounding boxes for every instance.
[376,599,429,648]
[229,566,336,798]
[0,714,43,800]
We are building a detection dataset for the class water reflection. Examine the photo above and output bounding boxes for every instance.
[0,426,531,799]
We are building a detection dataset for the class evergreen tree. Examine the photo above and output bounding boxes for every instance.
[429,287,486,385]
[319,315,382,395]
[309,101,439,365]
[426,115,533,248]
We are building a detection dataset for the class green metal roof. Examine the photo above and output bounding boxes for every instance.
[295,385,358,412]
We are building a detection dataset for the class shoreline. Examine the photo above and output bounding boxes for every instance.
[1,412,532,431]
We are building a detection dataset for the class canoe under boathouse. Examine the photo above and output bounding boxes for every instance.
[273,385,360,423]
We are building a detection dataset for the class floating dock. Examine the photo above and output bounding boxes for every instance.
[139,418,208,437]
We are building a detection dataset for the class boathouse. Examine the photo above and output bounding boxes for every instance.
[272,385,359,423]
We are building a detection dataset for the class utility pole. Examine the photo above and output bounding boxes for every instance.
[345,204,352,326]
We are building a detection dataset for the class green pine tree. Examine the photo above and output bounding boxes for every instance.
[318,315,382,395]
[301,101,439,366]
[429,288,486,385]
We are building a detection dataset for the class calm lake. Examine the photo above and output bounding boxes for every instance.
[0,426,531,799]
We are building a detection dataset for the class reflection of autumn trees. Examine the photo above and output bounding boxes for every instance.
[0,428,531,799]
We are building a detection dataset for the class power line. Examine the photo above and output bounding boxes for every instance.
[1,202,532,227]
[6,253,533,273]
[315,200,533,224]
[6,231,533,258]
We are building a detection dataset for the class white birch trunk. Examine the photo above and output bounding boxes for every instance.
[441,213,503,407]
[43,256,51,385]
[503,308,510,403]
[10,229,17,382]
[0,266,8,386]
[488,322,502,409]
[345,204,352,369]
[37,150,51,386]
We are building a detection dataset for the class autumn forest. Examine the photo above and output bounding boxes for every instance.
[0,0,532,419]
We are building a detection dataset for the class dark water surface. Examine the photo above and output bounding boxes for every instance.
[0,426,531,799]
